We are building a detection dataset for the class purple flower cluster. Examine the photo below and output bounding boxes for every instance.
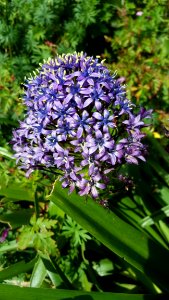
[12,52,152,199]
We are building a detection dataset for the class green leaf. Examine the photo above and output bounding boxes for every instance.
[48,201,65,218]
[30,257,47,287]
[113,196,167,248]
[0,183,35,201]
[0,209,33,229]
[0,283,167,299]
[17,215,58,256]
[0,258,36,282]
[148,160,169,186]
[40,255,73,290]
[140,205,169,227]
[157,187,169,205]
[0,240,18,253]
[62,215,91,247]
[159,220,169,244]
[18,227,34,250]
[48,180,169,293]
[93,258,114,277]
[0,147,13,159]
[46,270,63,287]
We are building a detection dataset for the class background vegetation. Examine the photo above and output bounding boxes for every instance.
[0,0,169,299]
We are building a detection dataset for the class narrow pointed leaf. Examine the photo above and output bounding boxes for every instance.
[0,147,14,159]
[0,258,36,282]
[30,257,47,287]
[48,180,169,292]
[40,255,73,289]
[0,284,167,300]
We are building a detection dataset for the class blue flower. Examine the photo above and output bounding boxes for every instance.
[12,52,152,200]
[93,109,116,132]
[84,130,114,155]
[45,131,63,151]
[72,110,92,138]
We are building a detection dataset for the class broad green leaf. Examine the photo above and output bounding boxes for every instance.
[78,267,93,291]
[0,209,33,229]
[48,201,65,218]
[30,257,47,287]
[48,180,169,293]
[0,183,35,201]
[0,284,166,300]
[0,258,36,282]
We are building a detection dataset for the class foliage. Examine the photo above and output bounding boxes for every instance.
[61,215,91,247]
[18,215,58,256]
[1,0,168,139]
[108,0,169,110]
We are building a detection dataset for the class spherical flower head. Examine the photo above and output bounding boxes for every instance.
[12,52,152,200]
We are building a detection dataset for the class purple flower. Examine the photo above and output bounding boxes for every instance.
[82,83,109,110]
[81,149,100,175]
[123,114,145,133]
[56,120,76,139]
[54,149,74,169]
[84,130,114,155]
[114,97,134,115]
[45,131,63,151]
[72,110,92,138]
[51,100,75,121]
[101,141,124,165]
[93,109,116,132]
[0,228,9,243]
[125,146,146,164]
[78,168,106,198]
[12,52,152,200]
[61,165,82,194]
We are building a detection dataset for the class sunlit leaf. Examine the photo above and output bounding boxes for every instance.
[30,257,47,287]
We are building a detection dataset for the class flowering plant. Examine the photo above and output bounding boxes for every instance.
[12,52,152,200]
